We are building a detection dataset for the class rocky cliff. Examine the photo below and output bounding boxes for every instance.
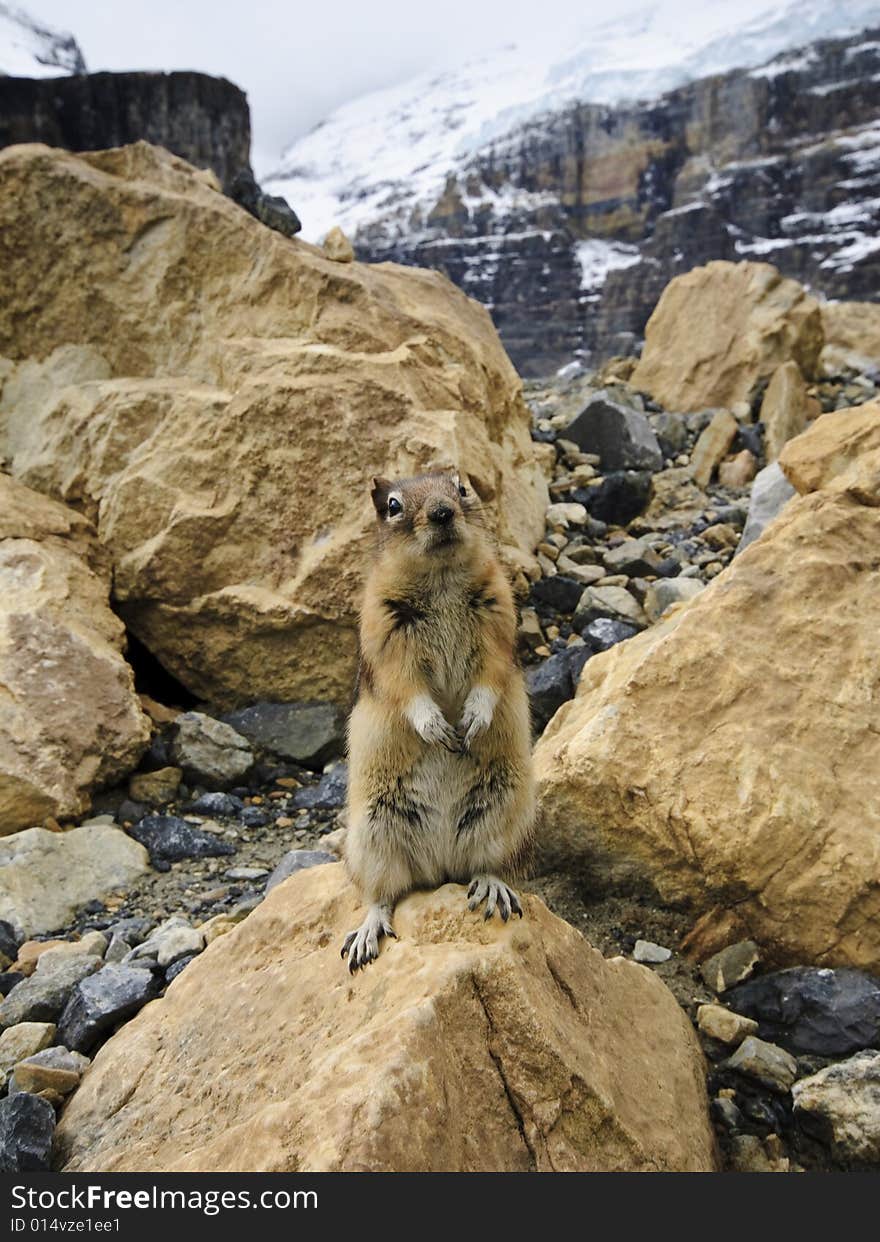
[347,27,880,375]
[0,71,252,189]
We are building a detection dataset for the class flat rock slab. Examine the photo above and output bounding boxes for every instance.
[55,865,715,1173]
[222,702,345,768]
[0,824,149,941]
[128,816,236,866]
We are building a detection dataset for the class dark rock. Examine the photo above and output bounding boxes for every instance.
[526,646,591,734]
[0,919,19,963]
[115,799,148,826]
[726,967,880,1056]
[292,765,348,811]
[528,575,585,614]
[652,411,689,457]
[737,423,764,460]
[0,1093,55,1172]
[107,917,155,947]
[57,965,163,1054]
[564,391,663,472]
[239,807,271,828]
[143,733,172,770]
[0,972,24,997]
[230,170,301,238]
[0,71,251,191]
[701,940,760,993]
[580,618,639,653]
[265,850,339,893]
[171,712,253,787]
[0,956,103,1026]
[187,791,245,818]
[582,471,653,526]
[128,815,236,865]
[165,954,198,983]
[653,557,681,578]
[221,701,346,769]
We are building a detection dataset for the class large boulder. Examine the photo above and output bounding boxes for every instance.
[630,261,823,413]
[55,864,715,1173]
[778,402,880,495]
[820,301,880,377]
[0,474,149,834]
[534,407,880,971]
[0,143,546,705]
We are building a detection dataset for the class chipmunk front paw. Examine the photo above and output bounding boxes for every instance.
[407,694,461,752]
[467,874,523,922]
[340,903,397,973]
[457,686,497,750]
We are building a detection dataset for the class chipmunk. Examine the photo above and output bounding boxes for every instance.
[341,469,535,971]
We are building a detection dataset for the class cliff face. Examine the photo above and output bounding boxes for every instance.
[0,71,251,189]
[355,28,880,376]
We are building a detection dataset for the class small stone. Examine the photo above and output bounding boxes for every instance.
[199,915,237,945]
[165,955,198,983]
[0,1022,56,1073]
[644,578,705,623]
[700,940,760,993]
[292,765,347,811]
[580,617,639,653]
[554,557,605,585]
[633,940,671,963]
[0,1092,55,1171]
[711,1096,743,1130]
[697,1003,759,1046]
[152,926,205,968]
[0,920,19,964]
[719,449,758,488]
[35,931,108,974]
[690,410,739,487]
[526,646,591,734]
[18,1046,89,1075]
[517,607,543,650]
[128,767,182,805]
[12,1062,80,1097]
[12,940,69,977]
[574,584,645,629]
[225,867,268,882]
[727,1133,774,1173]
[602,538,662,577]
[581,471,653,526]
[736,462,796,555]
[0,956,103,1026]
[530,575,585,614]
[187,792,244,818]
[265,851,339,893]
[724,1036,797,1093]
[545,501,588,529]
[701,523,738,550]
[239,807,270,828]
[170,712,253,788]
[57,966,162,1054]
[129,815,237,865]
[792,1050,880,1163]
[322,225,354,262]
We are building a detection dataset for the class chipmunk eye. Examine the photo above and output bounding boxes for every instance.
[387,497,402,517]
[458,484,467,498]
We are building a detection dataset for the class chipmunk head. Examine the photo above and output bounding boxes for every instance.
[370,470,483,556]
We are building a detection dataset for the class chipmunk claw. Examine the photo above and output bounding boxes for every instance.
[467,874,523,922]
[341,904,396,972]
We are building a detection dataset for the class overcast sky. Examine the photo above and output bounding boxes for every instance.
[30,0,653,173]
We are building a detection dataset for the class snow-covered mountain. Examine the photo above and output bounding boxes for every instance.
[266,0,880,244]
[0,2,85,77]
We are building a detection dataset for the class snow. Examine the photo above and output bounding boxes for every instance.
[750,49,819,78]
[575,239,642,290]
[265,0,880,243]
[0,3,84,77]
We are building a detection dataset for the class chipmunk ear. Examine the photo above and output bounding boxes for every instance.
[371,476,392,513]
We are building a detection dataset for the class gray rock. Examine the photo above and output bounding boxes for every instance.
[633,940,672,964]
[170,712,253,787]
[230,170,302,239]
[700,940,761,993]
[736,462,797,554]
[602,537,662,577]
[724,1036,798,1093]
[644,577,705,623]
[225,866,269,881]
[265,851,338,893]
[652,411,688,456]
[187,791,244,818]
[153,926,204,968]
[0,1092,55,1171]
[291,765,348,811]
[221,701,345,768]
[0,824,149,940]
[793,1050,880,1163]
[129,814,236,865]
[725,967,880,1055]
[19,1046,90,1074]
[57,965,162,1054]
[0,955,102,1027]
[526,646,591,734]
[165,954,198,983]
[0,919,19,963]
[580,617,639,652]
[565,391,663,472]
[574,584,645,630]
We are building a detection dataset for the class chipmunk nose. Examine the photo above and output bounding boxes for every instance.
[428,503,454,526]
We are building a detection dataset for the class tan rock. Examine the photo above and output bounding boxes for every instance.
[34,931,108,974]
[0,823,149,940]
[0,474,150,834]
[322,225,354,262]
[779,402,880,496]
[128,767,182,805]
[0,1022,56,1073]
[697,1005,759,1046]
[690,410,739,487]
[0,143,546,705]
[631,261,823,412]
[760,360,809,461]
[12,940,69,977]
[13,1062,80,1096]
[820,301,880,377]
[719,449,758,487]
[56,865,715,1173]
[534,418,880,970]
